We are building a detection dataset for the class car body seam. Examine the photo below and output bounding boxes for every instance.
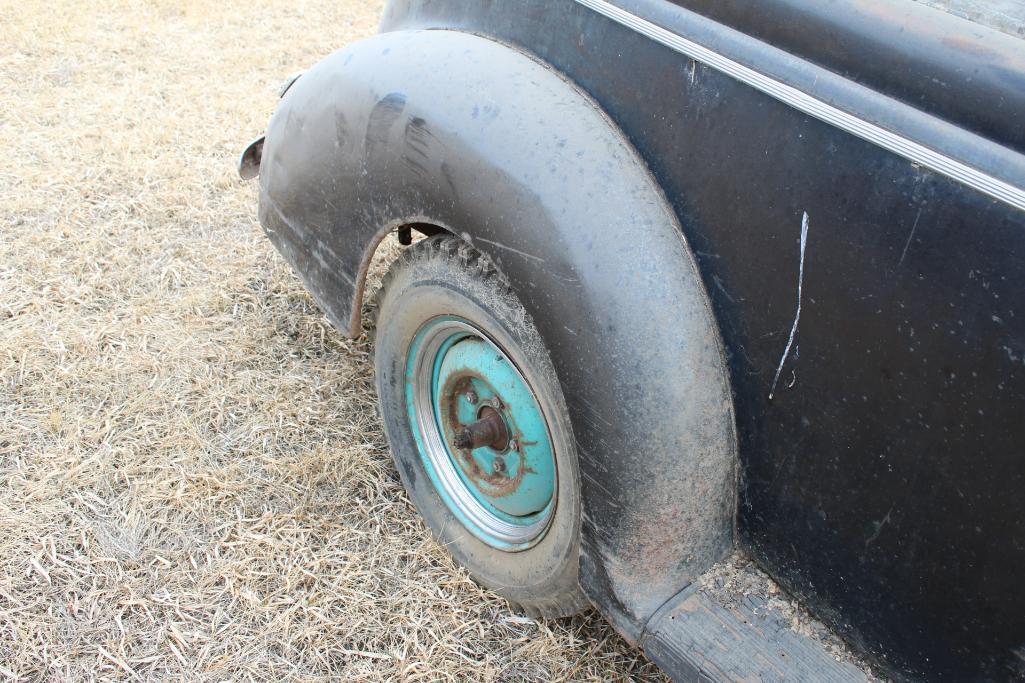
[574,0,1025,213]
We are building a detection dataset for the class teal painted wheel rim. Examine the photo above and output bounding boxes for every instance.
[405,317,557,550]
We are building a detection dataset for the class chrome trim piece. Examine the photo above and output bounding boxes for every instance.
[574,0,1025,213]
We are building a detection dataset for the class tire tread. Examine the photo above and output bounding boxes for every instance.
[372,233,587,619]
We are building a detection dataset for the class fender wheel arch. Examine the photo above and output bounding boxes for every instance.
[257,28,738,641]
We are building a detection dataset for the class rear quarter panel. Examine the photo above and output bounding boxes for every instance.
[381,0,1025,678]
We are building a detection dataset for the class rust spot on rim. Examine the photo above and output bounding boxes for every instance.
[440,371,525,498]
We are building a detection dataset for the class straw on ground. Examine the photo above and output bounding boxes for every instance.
[0,0,667,679]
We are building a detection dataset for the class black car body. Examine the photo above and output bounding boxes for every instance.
[243,1,1025,679]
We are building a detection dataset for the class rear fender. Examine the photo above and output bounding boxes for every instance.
[258,28,737,640]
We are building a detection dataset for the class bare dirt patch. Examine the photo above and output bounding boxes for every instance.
[0,1,666,679]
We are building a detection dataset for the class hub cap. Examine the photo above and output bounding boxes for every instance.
[405,317,557,550]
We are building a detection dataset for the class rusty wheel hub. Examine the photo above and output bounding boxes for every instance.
[406,317,557,550]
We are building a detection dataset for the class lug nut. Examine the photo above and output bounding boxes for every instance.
[464,389,478,405]
[493,457,506,474]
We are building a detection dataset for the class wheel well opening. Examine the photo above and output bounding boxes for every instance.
[349,221,452,336]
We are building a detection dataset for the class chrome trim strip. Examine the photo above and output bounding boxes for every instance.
[574,0,1025,213]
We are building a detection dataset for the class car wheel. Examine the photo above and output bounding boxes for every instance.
[372,234,587,617]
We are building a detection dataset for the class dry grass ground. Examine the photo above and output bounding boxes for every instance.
[0,1,667,679]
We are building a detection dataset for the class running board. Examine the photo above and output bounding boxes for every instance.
[641,559,873,682]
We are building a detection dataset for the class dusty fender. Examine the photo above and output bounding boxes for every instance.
[257,28,736,639]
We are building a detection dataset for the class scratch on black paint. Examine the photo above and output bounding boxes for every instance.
[474,237,546,264]
[898,206,923,266]
[769,212,809,400]
[865,504,895,548]
[712,274,736,302]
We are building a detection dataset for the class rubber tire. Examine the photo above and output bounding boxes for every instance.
[372,235,588,618]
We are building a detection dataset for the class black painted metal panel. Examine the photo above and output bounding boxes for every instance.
[380,1,1025,679]
[665,0,1025,154]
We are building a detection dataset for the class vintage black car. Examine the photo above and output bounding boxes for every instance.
[239,0,1025,679]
